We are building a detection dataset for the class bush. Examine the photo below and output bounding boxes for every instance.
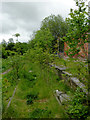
[66,88,88,119]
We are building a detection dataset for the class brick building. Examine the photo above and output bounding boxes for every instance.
[64,42,88,58]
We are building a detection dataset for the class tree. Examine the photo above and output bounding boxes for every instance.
[29,28,54,53]
[6,38,15,51]
[64,0,88,57]
[41,14,68,52]
[13,33,20,42]
[1,39,7,48]
[41,14,67,39]
[8,38,14,43]
[13,42,28,55]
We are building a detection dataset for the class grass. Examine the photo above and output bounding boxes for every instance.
[2,55,73,118]
[2,57,11,73]
[2,53,89,118]
[54,57,88,87]
[3,54,88,118]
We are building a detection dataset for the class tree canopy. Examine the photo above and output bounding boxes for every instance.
[29,28,54,52]
[29,14,68,53]
[41,14,68,39]
[13,33,20,42]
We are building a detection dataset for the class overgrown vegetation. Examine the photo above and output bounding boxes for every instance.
[1,38,28,59]
[64,0,88,57]
[66,88,88,119]
[1,0,89,119]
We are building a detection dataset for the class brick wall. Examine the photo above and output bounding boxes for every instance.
[64,42,88,58]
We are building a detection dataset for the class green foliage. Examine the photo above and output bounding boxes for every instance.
[22,72,36,81]
[6,42,15,51]
[1,39,28,58]
[2,47,8,59]
[13,33,20,42]
[9,55,24,81]
[2,54,71,118]
[1,39,7,47]
[2,78,11,92]
[29,28,54,52]
[41,14,68,39]
[55,57,88,86]
[64,0,88,57]
[2,58,11,72]
[30,108,51,118]
[27,97,33,105]
[2,7,89,118]
[41,14,68,52]
[35,48,54,68]
[14,42,28,55]
[28,30,55,70]
[26,92,38,105]
[66,88,88,119]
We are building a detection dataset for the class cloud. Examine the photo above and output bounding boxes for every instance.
[2,2,40,33]
[2,2,39,22]
[1,13,17,33]
[1,0,79,42]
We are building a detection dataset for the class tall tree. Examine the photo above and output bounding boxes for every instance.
[41,14,68,52]
[41,14,67,39]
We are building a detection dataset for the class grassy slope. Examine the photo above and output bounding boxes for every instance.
[2,56,74,118]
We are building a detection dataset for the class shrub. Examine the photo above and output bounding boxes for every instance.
[66,88,88,119]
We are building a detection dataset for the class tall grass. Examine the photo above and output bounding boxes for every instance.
[2,55,73,118]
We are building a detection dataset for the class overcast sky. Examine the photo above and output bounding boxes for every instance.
[0,0,89,43]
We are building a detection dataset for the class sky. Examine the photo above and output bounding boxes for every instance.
[0,0,89,43]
